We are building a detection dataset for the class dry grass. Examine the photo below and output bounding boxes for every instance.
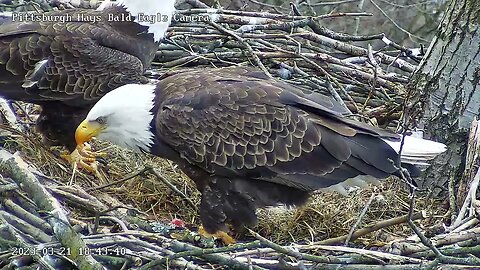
[0,112,448,246]
[256,180,447,244]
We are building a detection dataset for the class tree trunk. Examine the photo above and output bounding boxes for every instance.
[407,0,480,194]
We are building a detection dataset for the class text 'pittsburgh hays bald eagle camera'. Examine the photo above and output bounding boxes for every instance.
[75,67,447,238]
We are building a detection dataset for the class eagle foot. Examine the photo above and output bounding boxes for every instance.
[61,143,106,179]
[198,226,236,245]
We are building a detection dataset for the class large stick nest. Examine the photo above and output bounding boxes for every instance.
[0,0,479,269]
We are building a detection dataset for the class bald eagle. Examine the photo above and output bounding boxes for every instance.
[76,67,446,237]
[0,0,175,151]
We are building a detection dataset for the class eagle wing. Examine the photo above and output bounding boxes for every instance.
[155,67,402,191]
[0,7,154,106]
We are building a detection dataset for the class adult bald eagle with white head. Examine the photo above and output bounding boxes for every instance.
[0,0,175,170]
[76,67,446,242]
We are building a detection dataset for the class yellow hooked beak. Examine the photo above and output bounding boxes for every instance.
[75,120,105,145]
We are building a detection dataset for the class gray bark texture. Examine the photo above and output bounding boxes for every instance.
[408,0,480,193]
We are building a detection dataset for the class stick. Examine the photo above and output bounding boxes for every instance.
[345,193,375,245]
[86,166,151,192]
[141,241,263,269]
[387,226,480,255]
[208,21,272,78]
[0,215,56,270]
[3,199,52,233]
[150,168,197,209]
[406,191,480,265]
[0,149,103,270]
[298,244,423,264]
[248,228,351,264]
[314,211,426,245]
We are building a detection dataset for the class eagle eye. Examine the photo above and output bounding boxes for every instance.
[96,117,106,125]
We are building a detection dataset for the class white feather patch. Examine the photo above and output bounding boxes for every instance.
[122,0,176,42]
[98,0,175,42]
[382,135,447,164]
[320,176,381,195]
[86,83,157,152]
[22,59,47,88]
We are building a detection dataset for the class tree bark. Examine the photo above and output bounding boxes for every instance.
[407,0,480,194]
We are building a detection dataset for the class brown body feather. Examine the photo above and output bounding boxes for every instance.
[0,6,157,149]
[149,67,405,233]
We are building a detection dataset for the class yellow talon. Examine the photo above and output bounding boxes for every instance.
[198,226,236,245]
[60,143,106,180]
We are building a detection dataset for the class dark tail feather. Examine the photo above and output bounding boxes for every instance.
[199,177,310,233]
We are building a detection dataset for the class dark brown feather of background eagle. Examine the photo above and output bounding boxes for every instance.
[0,5,161,150]
[76,66,446,234]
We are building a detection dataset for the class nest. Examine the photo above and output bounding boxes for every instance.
[1,0,479,269]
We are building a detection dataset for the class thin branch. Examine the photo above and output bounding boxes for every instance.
[314,211,426,245]
[208,21,272,78]
[0,150,103,270]
[149,168,197,209]
[345,192,376,245]
[368,0,429,42]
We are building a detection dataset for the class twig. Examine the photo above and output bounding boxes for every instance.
[248,228,350,264]
[168,239,268,270]
[406,190,480,265]
[453,169,480,227]
[412,240,480,258]
[0,215,55,270]
[297,244,423,264]
[86,166,151,192]
[3,199,52,233]
[387,224,480,255]
[141,241,263,269]
[368,0,428,42]
[451,218,479,233]
[208,21,272,78]
[304,0,359,6]
[0,182,17,192]
[345,192,376,245]
[452,118,480,228]
[311,264,434,270]
[149,168,197,209]
[0,210,52,242]
[0,149,103,270]
[84,165,196,210]
[314,211,426,245]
